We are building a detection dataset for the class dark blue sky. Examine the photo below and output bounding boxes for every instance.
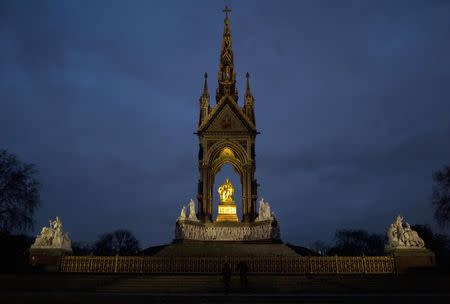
[1,0,450,248]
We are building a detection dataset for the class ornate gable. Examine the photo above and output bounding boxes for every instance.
[207,104,247,132]
[198,96,256,134]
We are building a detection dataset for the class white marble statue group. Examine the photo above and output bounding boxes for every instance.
[31,216,72,250]
[387,215,425,249]
[177,199,199,222]
[177,198,276,223]
[175,198,279,241]
[255,199,275,221]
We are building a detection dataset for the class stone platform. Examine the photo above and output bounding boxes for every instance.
[29,247,72,272]
[386,247,436,273]
[169,212,289,257]
[175,219,280,242]
[153,241,298,257]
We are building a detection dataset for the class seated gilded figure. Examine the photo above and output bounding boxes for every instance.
[218,177,234,203]
[216,178,238,222]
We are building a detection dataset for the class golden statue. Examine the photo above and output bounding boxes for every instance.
[218,177,234,203]
[216,178,238,222]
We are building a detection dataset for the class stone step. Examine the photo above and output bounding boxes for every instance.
[97,275,368,293]
[3,274,450,294]
[155,243,299,257]
[97,274,450,293]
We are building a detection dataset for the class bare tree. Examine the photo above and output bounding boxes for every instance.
[327,229,385,256]
[0,149,40,233]
[310,240,330,255]
[72,241,93,256]
[92,229,140,256]
[432,165,450,228]
[411,224,450,262]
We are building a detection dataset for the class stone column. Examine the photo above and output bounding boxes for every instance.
[241,170,248,222]
[250,176,258,221]
[240,171,247,222]
[196,178,203,218]
[207,173,214,222]
[242,166,254,222]
[198,165,212,222]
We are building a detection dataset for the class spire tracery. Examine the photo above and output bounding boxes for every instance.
[216,6,237,103]
[199,72,210,126]
[244,72,255,124]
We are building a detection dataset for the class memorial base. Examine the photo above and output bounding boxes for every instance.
[216,201,239,222]
[175,219,280,242]
[29,247,72,272]
[154,241,298,257]
[386,247,436,274]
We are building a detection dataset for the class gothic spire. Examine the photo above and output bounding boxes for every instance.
[216,6,237,103]
[202,72,209,97]
[245,72,252,97]
[244,72,255,124]
[199,72,210,126]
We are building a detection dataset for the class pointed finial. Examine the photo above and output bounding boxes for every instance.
[243,72,255,123]
[223,6,231,19]
[245,72,251,96]
[202,72,208,95]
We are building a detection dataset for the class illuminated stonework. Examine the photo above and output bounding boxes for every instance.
[196,6,258,223]
[216,178,239,222]
[218,205,236,215]
[175,220,280,241]
[31,216,72,251]
[173,7,282,242]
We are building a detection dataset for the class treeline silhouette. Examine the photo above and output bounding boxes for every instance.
[1,148,450,272]
[1,225,449,273]
[72,229,141,256]
[309,226,450,269]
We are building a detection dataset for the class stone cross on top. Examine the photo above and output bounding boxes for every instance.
[223,6,231,18]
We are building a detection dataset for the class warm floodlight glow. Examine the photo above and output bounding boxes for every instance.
[216,178,239,222]
[218,177,234,203]
[218,205,236,214]
[220,147,235,157]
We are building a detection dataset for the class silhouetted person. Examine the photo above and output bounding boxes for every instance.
[236,261,248,289]
[221,261,232,294]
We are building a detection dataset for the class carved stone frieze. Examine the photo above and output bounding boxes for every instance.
[175,220,280,241]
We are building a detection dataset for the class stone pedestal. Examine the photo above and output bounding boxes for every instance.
[216,200,239,222]
[175,219,280,242]
[386,248,436,274]
[29,247,72,272]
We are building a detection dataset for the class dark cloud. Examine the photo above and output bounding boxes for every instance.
[1,0,449,247]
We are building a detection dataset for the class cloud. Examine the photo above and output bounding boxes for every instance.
[1,0,449,247]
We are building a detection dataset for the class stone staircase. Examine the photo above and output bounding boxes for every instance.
[98,275,224,293]
[97,274,450,294]
[96,274,382,293]
[3,273,450,294]
[1,274,118,292]
[154,242,299,257]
